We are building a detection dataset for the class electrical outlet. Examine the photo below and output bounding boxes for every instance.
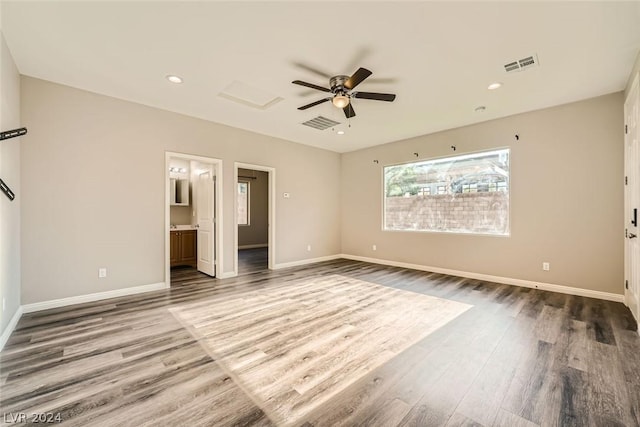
[372,244,377,251]
[542,262,550,271]
[307,245,311,252]
[284,193,290,199]
[99,268,107,278]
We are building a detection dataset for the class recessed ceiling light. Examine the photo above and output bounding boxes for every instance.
[475,106,486,112]
[487,82,502,90]
[166,75,183,84]
[337,131,345,135]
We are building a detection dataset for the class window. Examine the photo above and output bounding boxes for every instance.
[237,181,249,226]
[383,149,509,235]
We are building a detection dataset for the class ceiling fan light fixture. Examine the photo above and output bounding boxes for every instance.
[332,95,350,109]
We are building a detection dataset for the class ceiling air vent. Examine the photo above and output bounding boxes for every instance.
[301,116,341,130]
[504,54,539,73]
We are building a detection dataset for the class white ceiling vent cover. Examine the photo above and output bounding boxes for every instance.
[504,54,539,73]
[301,116,341,130]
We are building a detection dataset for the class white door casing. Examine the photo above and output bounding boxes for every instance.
[624,72,640,325]
[234,162,276,275]
[197,170,216,276]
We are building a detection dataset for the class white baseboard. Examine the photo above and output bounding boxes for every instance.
[1,257,629,352]
[341,254,625,303]
[22,282,168,314]
[238,244,268,250]
[273,254,342,270]
[217,271,238,279]
[0,305,24,352]
[625,293,640,331]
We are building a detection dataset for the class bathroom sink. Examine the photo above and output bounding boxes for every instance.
[170,225,196,230]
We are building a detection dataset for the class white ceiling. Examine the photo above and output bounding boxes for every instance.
[2,1,639,153]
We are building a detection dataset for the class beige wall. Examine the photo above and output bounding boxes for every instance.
[627,50,640,98]
[341,93,624,294]
[623,4,640,97]
[14,75,631,304]
[238,168,268,247]
[0,29,21,333]
[21,76,341,304]
[170,206,192,226]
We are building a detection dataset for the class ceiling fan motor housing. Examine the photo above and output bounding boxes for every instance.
[330,75,350,93]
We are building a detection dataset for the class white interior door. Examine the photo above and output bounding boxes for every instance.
[625,72,640,324]
[196,170,216,276]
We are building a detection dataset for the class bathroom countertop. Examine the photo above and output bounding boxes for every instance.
[169,225,197,231]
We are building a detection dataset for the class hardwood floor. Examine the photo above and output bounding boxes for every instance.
[170,274,470,425]
[171,248,267,286]
[1,259,639,426]
[238,248,268,274]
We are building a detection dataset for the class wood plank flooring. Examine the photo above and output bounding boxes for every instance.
[170,248,267,287]
[238,248,269,275]
[170,274,470,426]
[1,256,639,426]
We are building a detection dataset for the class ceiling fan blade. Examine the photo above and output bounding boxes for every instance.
[292,61,333,79]
[353,91,396,102]
[343,103,356,118]
[298,97,331,110]
[366,77,397,84]
[292,80,331,93]
[344,67,372,90]
[345,47,373,73]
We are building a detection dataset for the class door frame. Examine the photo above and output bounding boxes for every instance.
[234,162,276,273]
[625,72,640,327]
[165,152,223,286]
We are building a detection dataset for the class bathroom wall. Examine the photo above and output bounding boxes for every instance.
[238,168,268,248]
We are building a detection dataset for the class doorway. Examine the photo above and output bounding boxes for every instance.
[625,72,640,325]
[234,162,275,275]
[165,152,222,286]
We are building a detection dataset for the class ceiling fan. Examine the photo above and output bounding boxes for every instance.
[292,67,396,118]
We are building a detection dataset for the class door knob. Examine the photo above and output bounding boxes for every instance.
[630,233,637,239]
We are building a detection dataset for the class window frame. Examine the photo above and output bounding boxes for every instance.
[381,148,511,237]
[237,180,250,226]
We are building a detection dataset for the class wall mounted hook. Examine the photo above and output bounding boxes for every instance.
[0,127,26,201]
[0,127,27,141]
[0,178,15,201]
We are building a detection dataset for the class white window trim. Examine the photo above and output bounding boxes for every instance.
[238,180,250,226]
